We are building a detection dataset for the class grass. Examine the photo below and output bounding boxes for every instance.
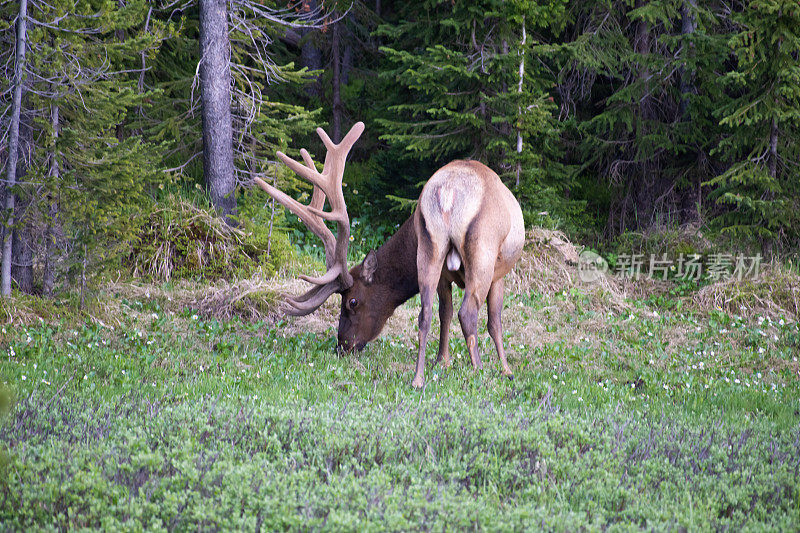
[1,284,799,530]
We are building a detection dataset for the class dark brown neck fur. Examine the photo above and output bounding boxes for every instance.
[372,215,419,306]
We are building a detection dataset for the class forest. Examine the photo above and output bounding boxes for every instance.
[1,0,798,296]
[1,1,800,530]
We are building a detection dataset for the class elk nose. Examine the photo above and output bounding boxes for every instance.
[337,337,351,353]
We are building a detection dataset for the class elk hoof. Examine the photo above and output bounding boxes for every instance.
[411,376,425,389]
[503,371,514,380]
[436,356,453,369]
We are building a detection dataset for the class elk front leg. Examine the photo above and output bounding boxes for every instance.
[487,278,513,377]
[436,278,453,368]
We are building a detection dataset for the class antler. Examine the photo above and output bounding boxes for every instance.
[254,122,365,316]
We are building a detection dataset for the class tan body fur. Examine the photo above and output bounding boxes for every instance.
[412,160,524,387]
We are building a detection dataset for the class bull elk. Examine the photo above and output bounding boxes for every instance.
[254,122,524,388]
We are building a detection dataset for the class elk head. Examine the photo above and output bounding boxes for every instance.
[254,122,395,350]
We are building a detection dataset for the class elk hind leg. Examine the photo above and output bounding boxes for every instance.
[458,258,493,371]
[435,278,453,368]
[412,239,447,389]
[487,278,513,377]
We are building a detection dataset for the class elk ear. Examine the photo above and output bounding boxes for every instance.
[362,250,378,284]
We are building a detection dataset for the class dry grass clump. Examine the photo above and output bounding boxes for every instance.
[189,276,280,321]
[506,228,635,312]
[612,224,713,257]
[131,199,240,281]
[691,263,800,319]
[129,196,285,282]
[505,228,578,296]
[106,273,285,323]
[0,298,46,328]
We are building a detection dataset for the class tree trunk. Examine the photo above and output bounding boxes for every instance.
[136,5,153,124]
[678,0,697,119]
[12,114,34,294]
[515,19,526,188]
[633,0,655,229]
[43,103,60,296]
[763,117,779,258]
[115,0,126,142]
[768,118,779,186]
[331,12,343,143]
[199,0,237,224]
[679,0,701,225]
[374,0,382,48]
[342,38,352,86]
[300,0,322,98]
[2,0,28,297]
[11,204,33,295]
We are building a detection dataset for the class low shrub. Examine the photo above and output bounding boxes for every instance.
[610,225,713,262]
[692,263,800,319]
[129,194,291,282]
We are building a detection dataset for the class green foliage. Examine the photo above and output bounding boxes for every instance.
[0,0,170,293]
[707,0,800,247]
[557,0,729,235]
[143,4,322,190]
[375,0,578,225]
[129,193,291,281]
[611,226,712,259]
[4,0,800,298]
[0,296,799,529]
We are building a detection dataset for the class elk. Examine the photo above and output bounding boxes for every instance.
[254,122,524,388]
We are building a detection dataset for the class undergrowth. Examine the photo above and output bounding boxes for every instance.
[129,193,291,282]
[1,283,799,530]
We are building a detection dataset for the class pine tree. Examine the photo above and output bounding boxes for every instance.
[707,0,800,253]
[141,2,324,199]
[0,0,167,295]
[557,0,728,235]
[1,0,29,296]
[375,0,573,224]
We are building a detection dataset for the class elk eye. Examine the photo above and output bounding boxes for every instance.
[349,298,358,309]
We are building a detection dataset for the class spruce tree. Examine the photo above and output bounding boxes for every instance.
[375,0,573,224]
[708,0,800,253]
[0,0,166,294]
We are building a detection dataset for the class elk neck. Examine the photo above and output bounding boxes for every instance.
[369,214,419,307]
